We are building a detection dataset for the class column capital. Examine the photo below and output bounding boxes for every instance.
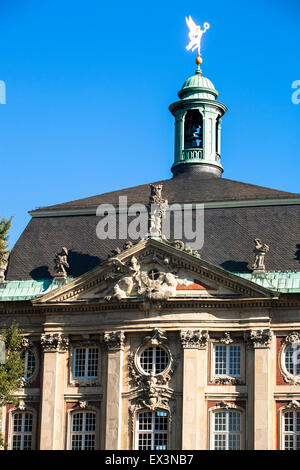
[40,333,69,353]
[244,329,272,349]
[103,331,125,351]
[180,329,209,350]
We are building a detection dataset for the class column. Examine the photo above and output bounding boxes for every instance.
[180,330,209,450]
[246,329,272,450]
[103,331,125,450]
[174,110,185,164]
[39,333,69,450]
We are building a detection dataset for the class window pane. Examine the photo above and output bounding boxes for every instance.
[87,348,98,377]
[84,434,95,451]
[85,412,96,432]
[284,434,294,450]
[284,412,293,432]
[155,347,169,374]
[154,412,168,432]
[214,434,226,450]
[72,413,83,432]
[215,346,226,375]
[213,411,241,450]
[24,413,33,432]
[285,346,300,376]
[74,349,86,377]
[138,412,152,431]
[138,433,152,450]
[228,433,240,450]
[214,412,226,431]
[13,413,23,433]
[137,411,168,450]
[12,435,21,450]
[140,348,153,374]
[140,347,169,375]
[229,412,240,432]
[72,434,82,450]
[23,435,32,451]
[154,432,168,450]
[229,346,241,376]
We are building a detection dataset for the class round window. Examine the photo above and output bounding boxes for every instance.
[285,344,300,376]
[139,346,169,375]
[21,349,36,380]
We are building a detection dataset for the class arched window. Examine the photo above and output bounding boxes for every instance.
[184,110,203,149]
[211,410,241,450]
[282,410,300,450]
[21,349,36,381]
[138,346,169,375]
[11,412,33,450]
[136,410,168,450]
[70,411,96,450]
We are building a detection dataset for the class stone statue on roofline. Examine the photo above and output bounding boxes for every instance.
[148,184,168,238]
[252,238,269,273]
[54,247,69,280]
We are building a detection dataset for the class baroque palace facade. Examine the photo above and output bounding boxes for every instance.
[0,59,300,451]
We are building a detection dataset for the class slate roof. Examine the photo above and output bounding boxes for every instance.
[30,173,300,213]
[6,173,300,280]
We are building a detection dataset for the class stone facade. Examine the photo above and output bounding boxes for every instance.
[1,238,300,450]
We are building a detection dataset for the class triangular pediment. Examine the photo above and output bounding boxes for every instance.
[32,238,276,304]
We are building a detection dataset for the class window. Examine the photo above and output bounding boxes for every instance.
[71,411,96,450]
[212,411,241,450]
[139,346,169,375]
[21,349,36,381]
[73,347,99,379]
[11,412,33,450]
[136,411,168,450]
[282,411,300,450]
[285,345,300,376]
[214,345,241,377]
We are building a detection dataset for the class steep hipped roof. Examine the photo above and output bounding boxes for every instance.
[30,174,300,213]
[6,173,300,281]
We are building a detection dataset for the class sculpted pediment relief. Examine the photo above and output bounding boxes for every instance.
[33,238,275,304]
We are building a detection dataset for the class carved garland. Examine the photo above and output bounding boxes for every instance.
[103,331,125,351]
[244,329,272,349]
[180,329,209,350]
[128,328,176,431]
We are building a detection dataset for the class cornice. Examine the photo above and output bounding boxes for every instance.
[1,294,300,317]
[29,198,300,218]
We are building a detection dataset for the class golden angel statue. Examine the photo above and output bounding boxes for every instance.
[185,16,210,56]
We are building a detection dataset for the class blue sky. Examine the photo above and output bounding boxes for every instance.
[1,0,299,248]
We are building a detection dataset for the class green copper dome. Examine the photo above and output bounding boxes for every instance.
[178,68,219,100]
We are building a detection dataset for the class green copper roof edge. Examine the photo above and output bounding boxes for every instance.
[29,198,300,218]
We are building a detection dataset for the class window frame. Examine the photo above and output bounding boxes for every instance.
[210,340,244,383]
[136,344,171,377]
[279,407,300,450]
[135,409,169,451]
[21,349,37,382]
[8,408,36,451]
[209,407,244,451]
[69,344,101,386]
[67,406,100,450]
[279,340,300,385]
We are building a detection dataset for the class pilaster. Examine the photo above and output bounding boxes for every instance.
[180,329,209,450]
[103,331,125,450]
[245,329,272,450]
[39,332,69,450]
